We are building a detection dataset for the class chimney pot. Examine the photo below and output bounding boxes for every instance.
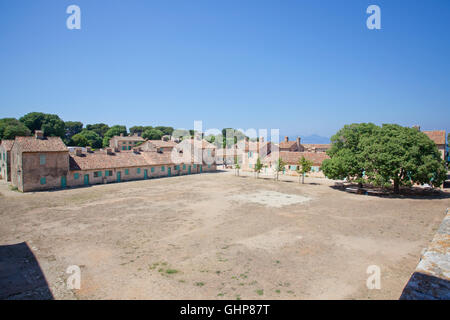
[284,136,289,142]
[35,130,44,139]
[75,148,82,156]
[106,148,113,155]
[297,137,301,145]
[120,133,124,137]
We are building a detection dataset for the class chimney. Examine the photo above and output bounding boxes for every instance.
[106,148,113,155]
[86,147,92,153]
[120,133,124,137]
[35,130,44,139]
[260,137,264,143]
[284,136,289,142]
[413,125,421,131]
[296,137,301,146]
[75,148,82,156]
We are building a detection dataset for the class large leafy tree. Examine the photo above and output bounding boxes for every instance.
[154,126,174,136]
[361,124,446,193]
[322,123,378,186]
[86,123,110,137]
[103,125,127,147]
[71,130,103,148]
[64,121,83,144]
[20,112,65,138]
[0,118,31,139]
[142,128,164,140]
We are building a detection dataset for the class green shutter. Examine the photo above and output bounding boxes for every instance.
[40,177,46,185]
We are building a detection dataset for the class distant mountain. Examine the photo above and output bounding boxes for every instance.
[290,134,330,144]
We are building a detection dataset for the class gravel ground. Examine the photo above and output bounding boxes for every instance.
[0,170,448,300]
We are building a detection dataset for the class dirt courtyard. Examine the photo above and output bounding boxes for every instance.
[0,170,448,300]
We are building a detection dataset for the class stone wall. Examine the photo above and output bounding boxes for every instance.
[400,208,450,299]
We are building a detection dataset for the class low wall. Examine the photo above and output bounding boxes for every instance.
[400,208,450,300]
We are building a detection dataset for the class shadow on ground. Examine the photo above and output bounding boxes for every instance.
[0,242,53,300]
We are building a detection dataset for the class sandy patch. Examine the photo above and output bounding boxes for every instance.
[230,190,311,208]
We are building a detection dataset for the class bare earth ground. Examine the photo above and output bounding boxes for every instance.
[0,170,448,300]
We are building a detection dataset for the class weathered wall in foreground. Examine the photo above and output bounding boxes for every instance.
[400,208,450,300]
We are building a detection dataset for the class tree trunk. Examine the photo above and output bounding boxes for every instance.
[393,179,400,194]
[302,173,305,184]
[298,174,301,184]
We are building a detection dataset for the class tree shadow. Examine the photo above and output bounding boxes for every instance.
[0,242,54,300]
[330,183,450,199]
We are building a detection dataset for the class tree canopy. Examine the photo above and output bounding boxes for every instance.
[142,128,164,140]
[85,123,110,137]
[321,123,447,193]
[0,118,31,140]
[72,130,103,148]
[102,125,127,147]
[20,112,65,138]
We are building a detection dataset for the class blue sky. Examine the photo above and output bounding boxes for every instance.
[0,0,449,141]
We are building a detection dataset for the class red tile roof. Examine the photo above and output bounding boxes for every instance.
[69,150,177,171]
[146,140,177,148]
[0,140,14,151]
[264,151,330,166]
[278,141,298,149]
[302,144,331,150]
[423,130,446,145]
[14,136,67,153]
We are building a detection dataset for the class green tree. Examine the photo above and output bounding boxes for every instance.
[20,112,65,137]
[64,121,83,144]
[142,128,164,140]
[361,124,447,193]
[0,118,31,139]
[130,126,147,136]
[72,130,103,148]
[154,126,174,136]
[103,125,127,147]
[296,156,313,184]
[86,123,110,137]
[274,157,286,181]
[254,157,263,179]
[71,133,89,147]
[234,156,241,176]
[321,123,378,187]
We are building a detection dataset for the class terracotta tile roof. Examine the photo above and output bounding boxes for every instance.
[0,140,14,151]
[423,130,446,145]
[111,135,145,141]
[14,136,67,153]
[146,140,177,148]
[264,151,330,166]
[69,150,176,171]
[278,141,298,149]
[178,139,216,149]
[302,144,331,150]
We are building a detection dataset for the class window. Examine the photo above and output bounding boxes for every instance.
[40,154,46,165]
[125,169,129,175]
[137,168,141,174]
[40,177,46,185]
[105,170,112,177]
[74,173,79,180]
[290,165,297,171]
[193,164,197,169]
[122,146,126,150]
[175,165,180,170]
[208,164,211,168]
[161,166,165,172]
[128,146,132,150]
[151,167,155,173]
[94,171,102,178]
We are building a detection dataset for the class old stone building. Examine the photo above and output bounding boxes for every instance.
[10,131,69,192]
[109,133,145,151]
[136,140,177,153]
[8,132,217,192]
[0,140,14,181]
[423,130,447,161]
[263,151,330,178]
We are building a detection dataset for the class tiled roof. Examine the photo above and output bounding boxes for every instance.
[146,140,177,148]
[302,144,331,150]
[179,139,216,149]
[423,130,446,145]
[264,151,330,166]
[0,140,14,151]
[69,150,176,171]
[14,136,67,153]
[111,135,145,141]
[279,141,298,149]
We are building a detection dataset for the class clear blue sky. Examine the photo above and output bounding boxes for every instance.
[1,0,449,140]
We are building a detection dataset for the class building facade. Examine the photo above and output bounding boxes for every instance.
[109,134,145,151]
[0,140,14,181]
